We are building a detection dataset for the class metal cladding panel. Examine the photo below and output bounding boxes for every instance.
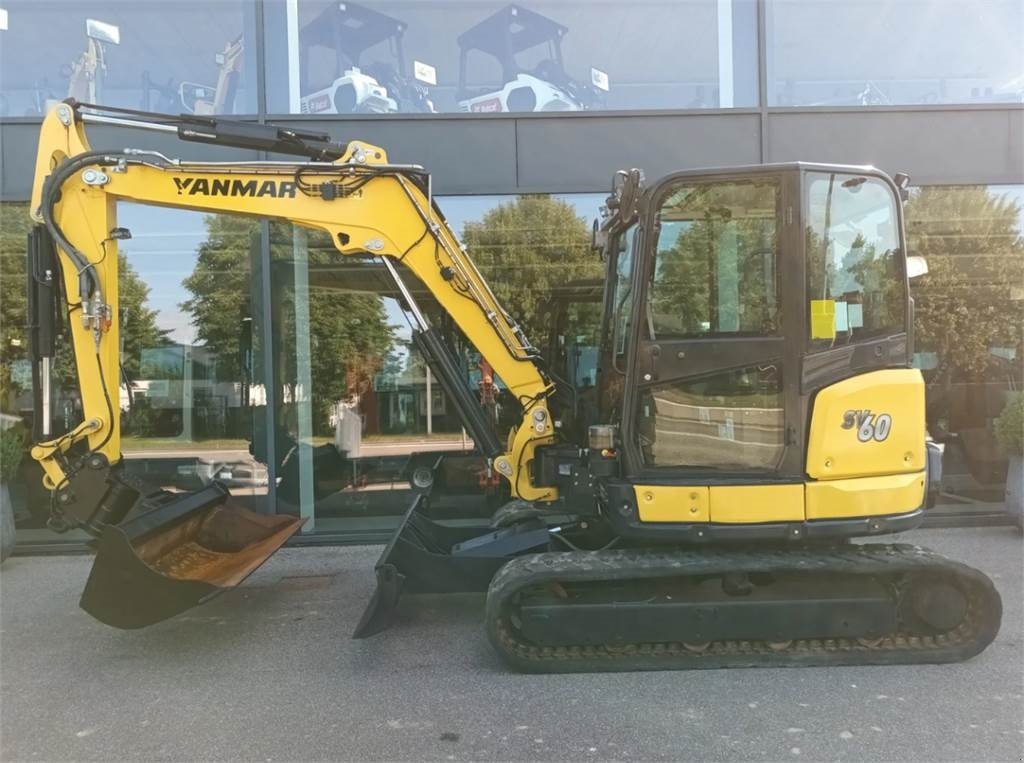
[516,113,763,192]
[766,108,1024,186]
[4,107,1023,200]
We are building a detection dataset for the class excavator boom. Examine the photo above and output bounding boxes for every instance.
[27,101,556,626]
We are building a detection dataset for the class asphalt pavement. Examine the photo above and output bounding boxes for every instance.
[1,527,1021,762]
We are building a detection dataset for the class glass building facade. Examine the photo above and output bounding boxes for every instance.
[1,0,1021,547]
[767,0,1023,106]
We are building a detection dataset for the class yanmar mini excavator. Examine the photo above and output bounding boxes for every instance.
[25,101,1000,672]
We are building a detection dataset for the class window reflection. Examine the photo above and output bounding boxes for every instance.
[1,203,272,543]
[267,193,603,532]
[651,179,780,339]
[907,185,1024,504]
[768,0,1024,106]
[114,207,270,519]
[264,0,759,114]
[0,1,256,116]
[638,364,785,471]
[805,174,903,347]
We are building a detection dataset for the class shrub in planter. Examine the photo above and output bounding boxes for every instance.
[995,393,1024,530]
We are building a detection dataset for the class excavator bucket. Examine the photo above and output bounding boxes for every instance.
[80,483,304,629]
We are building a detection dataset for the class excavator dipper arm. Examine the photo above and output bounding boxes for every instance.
[30,101,557,514]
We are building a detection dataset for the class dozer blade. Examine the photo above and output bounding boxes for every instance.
[80,482,304,629]
[353,496,517,638]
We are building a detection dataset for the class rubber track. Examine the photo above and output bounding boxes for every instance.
[485,544,1002,673]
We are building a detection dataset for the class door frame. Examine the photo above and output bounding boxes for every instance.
[619,164,806,480]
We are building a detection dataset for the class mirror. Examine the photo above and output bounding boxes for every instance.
[906,255,929,279]
[591,217,607,256]
[86,18,120,45]
[892,171,911,203]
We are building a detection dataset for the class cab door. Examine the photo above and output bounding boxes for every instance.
[620,169,804,492]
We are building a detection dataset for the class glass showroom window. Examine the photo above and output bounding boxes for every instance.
[767,0,1024,106]
[267,193,603,534]
[0,202,273,544]
[906,185,1024,505]
[263,0,759,115]
[0,1,258,116]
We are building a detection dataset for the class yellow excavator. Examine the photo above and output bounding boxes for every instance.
[25,100,1001,671]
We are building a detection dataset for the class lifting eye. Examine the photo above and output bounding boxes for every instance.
[337,232,350,246]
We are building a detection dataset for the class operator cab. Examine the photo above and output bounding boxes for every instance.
[582,163,922,531]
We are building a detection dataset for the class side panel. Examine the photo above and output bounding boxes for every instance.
[805,472,925,520]
[635,486,709,523]
[708,484,804,523]
[806,369,925,480]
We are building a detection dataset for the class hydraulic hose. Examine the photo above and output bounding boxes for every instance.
[39,149,125,304]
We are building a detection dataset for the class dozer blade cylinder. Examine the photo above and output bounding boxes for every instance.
[80,483,304,629]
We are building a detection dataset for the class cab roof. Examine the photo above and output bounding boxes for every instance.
[457,4,568,57]
[300,1,406,56]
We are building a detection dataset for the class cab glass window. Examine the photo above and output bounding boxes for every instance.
[613,226,637,358]
[805,173,904,349]
[648,179,780,339]
[638,363,785,471]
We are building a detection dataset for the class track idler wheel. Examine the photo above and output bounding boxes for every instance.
[903,577,969,633]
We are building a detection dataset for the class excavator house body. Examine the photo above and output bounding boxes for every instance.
[24,102,1000,672]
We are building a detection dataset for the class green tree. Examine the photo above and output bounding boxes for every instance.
[181,216,395,437]
[180,214,257,383]
[0,204,32,410]
[1,204,166,410]
[46,254,170,397]
[117,252,173,380]
[462,195,600,345]
[906,186,1024,378]
[650,182,779,337]
[273,227,395,435]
